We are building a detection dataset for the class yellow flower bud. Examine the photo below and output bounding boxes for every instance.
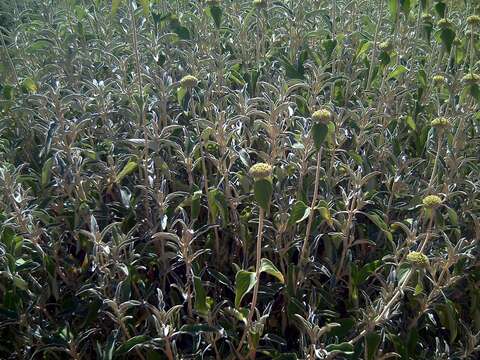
[406,251,429,268]
[312,109,333,124]
[430,117,450,128]
[467,15,480,26]
[422,195,442,208]
[180,75,199,89]
[249,163,273,180]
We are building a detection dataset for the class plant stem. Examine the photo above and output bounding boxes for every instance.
[349,212,435,345]
[128,0,150,224]
[366,0,384,90]
[428,131,443,190]
[299,149,322,268]
[236,207,265,355]
[0,29,19,85]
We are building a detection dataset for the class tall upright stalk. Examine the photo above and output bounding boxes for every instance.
[127,0,150,223]
[299,149,322,268]
[236,207,265,356]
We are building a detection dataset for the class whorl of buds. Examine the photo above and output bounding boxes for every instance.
[467,15,480,26]
[433,74,445,86]
[253,0,267,8]
[422,194,442,208]
[461,73,480,85]
[431,117,450,128]
[437,18,453,28]
[422,14,433,23]
[379,40,393,52]
[180,75,199,89]
[312,108,333,124]
[249,163,272,180]
[406,251,429,268]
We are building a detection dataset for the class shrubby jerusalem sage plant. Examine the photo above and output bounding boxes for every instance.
[0,0,479,359]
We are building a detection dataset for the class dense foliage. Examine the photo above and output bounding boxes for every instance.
[1,0,480,359]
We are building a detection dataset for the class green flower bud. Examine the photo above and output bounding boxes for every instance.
[312,108,333,124]
[433,74,445,86]
[379,40,393,52]
[422,13,433,23]
[461,73,480,85]
[253,0,267,8]
[467,15,480,26]
[422,195,442,208]
[180,75,199,89]
[406,251,429,268]
[249,163,272,180]
[431,117,450,128]
[437,18,453,28]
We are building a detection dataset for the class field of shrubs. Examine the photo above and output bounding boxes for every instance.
[0,0,479,359]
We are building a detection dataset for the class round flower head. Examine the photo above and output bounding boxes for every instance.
[180,75,199,89]
[433,74,445,86]
[437,18,453,28]
[312,108,333,124]
[453,37,462,46]
[461,73,480,85]
[379,40,393,52]
[431,117,450,128]
[253,0,267,8]
[422,194,442,208]
[249,163,272,180]
[467,15,480,26]
[422,14,433,22]
[407,251,429,268]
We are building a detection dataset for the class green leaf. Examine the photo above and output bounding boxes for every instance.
[288,201,310,225]
[405,115,416,131]
[417,69,427,88]
[207,189,228,225]
[311,123,328,150]
[139,0,150,16]
[235,270,256,308]
[400,0,411,15]
[414,278,424,295]
[177,86,187,106]
[274,354,298,360]
[2,84,15,100]
[280,56,304,79]
[21,78,37,93]
[259,258,284,283]
[172,24,190,40]
[41,157,54,188]
[355,40,371,61]
[115,160,138,183]
[434,1,446,18]
[397,264,412,285]
[179,324,218,333]
[439,28,456,52]
[193,275,209,315]
[111,0,122,16]
[322,38,337,58]
[206,5,222,29]
[115,335,150,355]
[13,275,28,290]
[366,332,381,360]
[253,178,273,210]
[317,206,333,226]
[388,0,399,22]
[388,65,407,79]
[326,342,354,355]
[436,299,458,343]
[191,190,202,220]
[446,206,458,226]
